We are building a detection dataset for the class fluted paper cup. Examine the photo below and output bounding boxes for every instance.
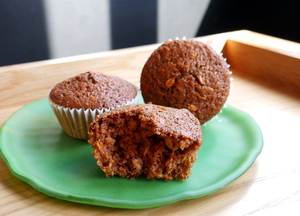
[48,86,140,140]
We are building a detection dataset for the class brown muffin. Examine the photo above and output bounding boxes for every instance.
[48,71,139,140]
[140,39,230,124]
[49,71,137,110]
[88,104,202,181]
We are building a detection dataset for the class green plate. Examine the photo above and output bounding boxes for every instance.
[0,98,263,209]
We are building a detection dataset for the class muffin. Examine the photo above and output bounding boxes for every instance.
[140,39,231,124]
[88,103,202,181]
[48,71,139,140]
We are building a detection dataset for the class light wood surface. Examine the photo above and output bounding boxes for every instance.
[1,30,300,215]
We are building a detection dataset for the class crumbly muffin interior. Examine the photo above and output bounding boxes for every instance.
[88,104,202,181]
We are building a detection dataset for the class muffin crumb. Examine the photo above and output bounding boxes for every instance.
[88,104,202,181]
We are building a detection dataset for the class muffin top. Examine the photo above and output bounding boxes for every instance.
[89,103,202,150]
[50,71,137,110]
[140,39,230,124]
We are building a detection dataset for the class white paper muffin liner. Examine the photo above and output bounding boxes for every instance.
[48,85,141,140]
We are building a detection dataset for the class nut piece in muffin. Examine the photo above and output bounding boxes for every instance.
[88,104,202,181]
[140,39,230,124]
[48,71,139,140]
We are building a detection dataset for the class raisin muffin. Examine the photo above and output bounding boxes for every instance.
[48,71,139,140]
[140,39,230,124]
[88,103,202,181]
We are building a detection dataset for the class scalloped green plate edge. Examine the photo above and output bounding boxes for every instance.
[0,98,263,209]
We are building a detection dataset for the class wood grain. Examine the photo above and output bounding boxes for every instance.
[222,39,300,97]
[1,30,300,215]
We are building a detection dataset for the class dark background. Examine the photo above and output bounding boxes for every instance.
[1,0,299,66]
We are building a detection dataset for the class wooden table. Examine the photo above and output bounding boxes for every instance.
[1,30,300,215]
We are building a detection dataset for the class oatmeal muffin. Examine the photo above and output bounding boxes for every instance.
[88,104,202,181]
[140,39,230,124]
[48,71,139,140]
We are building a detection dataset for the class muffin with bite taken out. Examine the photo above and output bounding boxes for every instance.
[88,103,202,181]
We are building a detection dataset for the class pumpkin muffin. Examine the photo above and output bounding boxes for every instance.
[88,104,202,181]
[140,39,230,124]
[48,71,139,140]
